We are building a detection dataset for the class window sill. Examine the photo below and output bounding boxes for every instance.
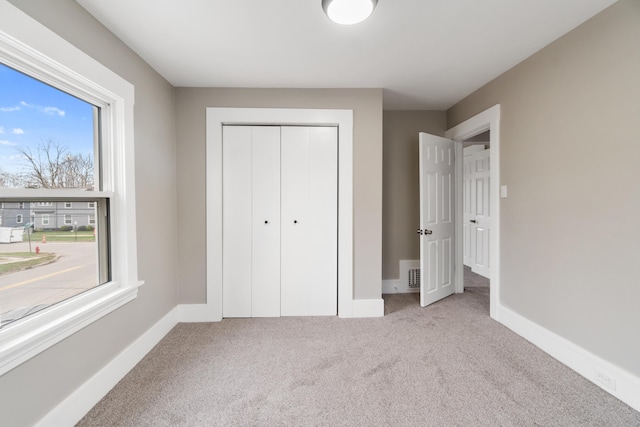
[0,280,144,376]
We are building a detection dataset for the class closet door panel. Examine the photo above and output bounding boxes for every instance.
[251,126,282,317]
[222,126,252,317]
[307,127,338,315]
[281,127,338,316]
[280,127,311,316]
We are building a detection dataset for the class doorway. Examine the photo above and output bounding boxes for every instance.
[445,105,500,320]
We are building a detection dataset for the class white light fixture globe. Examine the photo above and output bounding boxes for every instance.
[322,0,378,25]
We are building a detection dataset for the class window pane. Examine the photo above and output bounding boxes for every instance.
[0,200,105,328]
[0,63,97,190]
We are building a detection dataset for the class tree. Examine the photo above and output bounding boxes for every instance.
[13,140,94,189]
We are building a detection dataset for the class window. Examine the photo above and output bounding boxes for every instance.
[88,202,95,208]
[63,214,72,225]
[88,215,96,225]
[42,214,49,226]
[64,202,72,208]
[16,214,23,224]
[0,3,140,376]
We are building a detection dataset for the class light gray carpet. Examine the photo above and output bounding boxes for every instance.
[78,280,640,426]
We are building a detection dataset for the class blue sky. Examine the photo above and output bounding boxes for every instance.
[0,63,95,174]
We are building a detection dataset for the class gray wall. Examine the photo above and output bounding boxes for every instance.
[382,111,447,280]
[176,88,383,302]
[448,0,640,377]
[1,1,178,425]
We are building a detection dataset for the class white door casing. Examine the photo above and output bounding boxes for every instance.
[445,104,500,321]
[419,133,456,307]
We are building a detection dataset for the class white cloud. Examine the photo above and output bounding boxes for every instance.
[0,140,17,146]
[0,106,20,112]
[18,101,65,117]
[0,126,4,134]
[43,106,65,117]
[12,128,24,135]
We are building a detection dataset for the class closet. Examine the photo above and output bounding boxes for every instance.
[222,125,338,318]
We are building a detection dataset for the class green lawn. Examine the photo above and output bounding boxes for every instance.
[29,231,96,242]
[0,252,57,276]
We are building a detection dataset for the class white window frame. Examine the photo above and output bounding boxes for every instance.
[64,202,72,208]
[88,202,95,208]
[64,214,72,225]
[42,214,49,226]
[16,214,22,224]
[0,1,142,376]
[88,215,96,225]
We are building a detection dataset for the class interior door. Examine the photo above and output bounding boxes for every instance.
[419,133,456,307]
[222,126,281,318]
[470,148,491,278]
[281,126,337,316]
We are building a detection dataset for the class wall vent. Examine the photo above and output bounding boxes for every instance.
[408,268,420,288]
[399,260,420,293]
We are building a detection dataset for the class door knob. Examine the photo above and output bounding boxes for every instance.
[294,220,298,224]
[264,220,268,224]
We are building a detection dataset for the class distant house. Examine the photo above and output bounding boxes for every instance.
[30,201,96,230]
[0,202,31,228]
[0,202,95,230]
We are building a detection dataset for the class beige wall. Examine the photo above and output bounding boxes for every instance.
[1,1,178,425]
[176,88,383,301]
[382,111,446,279]
[448,0,640,376]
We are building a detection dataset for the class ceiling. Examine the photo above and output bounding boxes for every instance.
[76,0,617,110]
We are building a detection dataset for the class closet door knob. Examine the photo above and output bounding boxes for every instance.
[264,220,268,224]
[294,220,298,224]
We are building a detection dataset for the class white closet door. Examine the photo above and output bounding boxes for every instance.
[251,126,281,317]
[222,126,252,317]
[281,127,337,316]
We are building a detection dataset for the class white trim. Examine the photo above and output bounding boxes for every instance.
[176,304,217,323]
[382,279,402,294]
[499,304,640,412]
[35,306,179,427]
[351,298,384,318]
[382,280,419,294]
[445,104,500,320]
[0,0,141,376]
[0,282,142,376]
[206,108,355,319]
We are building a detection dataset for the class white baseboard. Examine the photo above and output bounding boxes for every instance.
[177,303,221,322]
[498,304,640,412]
[36,306,180,427]
[382,279,419,294]
[350,298,384,318]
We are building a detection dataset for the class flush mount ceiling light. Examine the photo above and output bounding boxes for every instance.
[322,0,378,25]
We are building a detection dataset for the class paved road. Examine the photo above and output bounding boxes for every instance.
[0,240,98,320]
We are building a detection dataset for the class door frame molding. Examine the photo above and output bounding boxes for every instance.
[445,104,501,320]
[206,108,354,320]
